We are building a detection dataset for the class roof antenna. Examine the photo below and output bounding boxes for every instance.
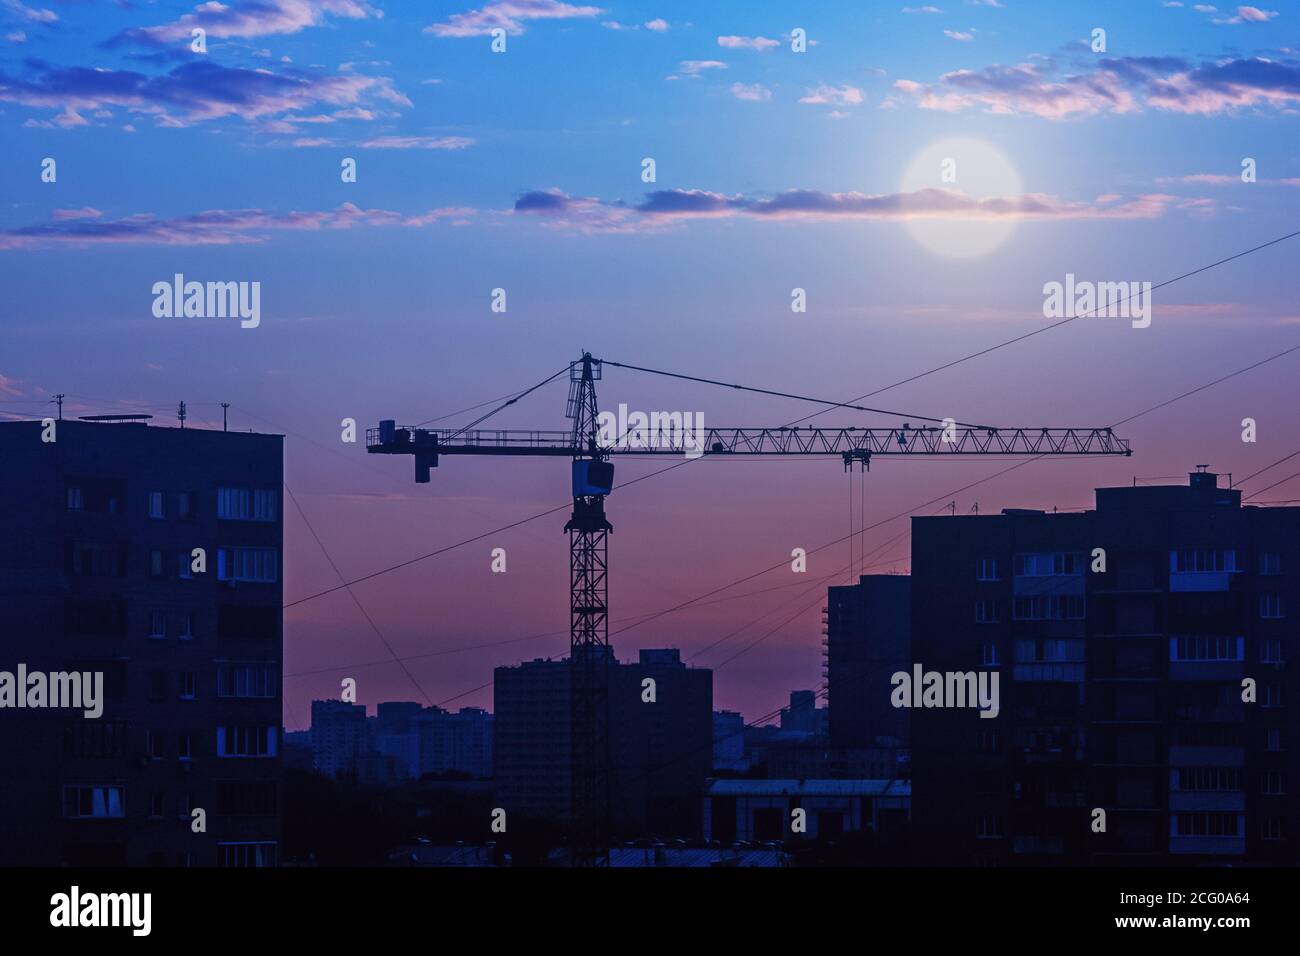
[53,394,64,420]
[221,402,230,432]
[177,401,187,429]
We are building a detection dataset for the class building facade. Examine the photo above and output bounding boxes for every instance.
[910,471,1298,864]
[0,418,283,866]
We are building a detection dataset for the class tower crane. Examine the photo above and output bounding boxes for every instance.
[368,351,1132,863]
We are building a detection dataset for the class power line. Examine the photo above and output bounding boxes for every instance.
[284,483,433,706]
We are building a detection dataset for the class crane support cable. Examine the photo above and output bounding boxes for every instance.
[595,357,996,429]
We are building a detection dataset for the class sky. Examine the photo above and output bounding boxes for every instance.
[2,0,1299,729]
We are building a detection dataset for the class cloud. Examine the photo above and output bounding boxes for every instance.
[678,59,727,74]
[644,18,668,31]
[894,55,1300,118]
[729,82,771,102]
[944,29,975,40]
[5,30,25,43]
[115,0,380,46]
[52,207,103,221]
[511,186,1186,232]
[0,60,410,128]
[0,203,475,250]
[3,0,56,24]
[799,83,864,105]
[425,0,604,38]
[1211,5,1278,23]
[716,35,779,51]
[359,135,476,149]
[902,6,943,13]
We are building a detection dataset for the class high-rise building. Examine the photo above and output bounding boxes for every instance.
[494,648,713,837]
[910,471,1298,864]
[825,575,911,751]
[310,700,367,778]
[0,418,283,866]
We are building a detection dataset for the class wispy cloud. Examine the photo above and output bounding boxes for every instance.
[1210,5,1278,24]
[425,0,604,38]
[944,29,975,41]
[3,0,56,24]
[717,35,779,51]
[114,0,380,46]
[0,203,474,250]
[799,83,864,106]
[511,186,1188,233]
[359,135,476,149]
[0,60,410,128]
[894,55,1300,118]
[729,82,772,102]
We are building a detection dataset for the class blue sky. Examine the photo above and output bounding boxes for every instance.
[2,0,1299,725]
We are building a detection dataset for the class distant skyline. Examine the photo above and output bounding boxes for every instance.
[3,0,1299,727]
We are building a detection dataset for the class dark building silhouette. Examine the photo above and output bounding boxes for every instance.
[494,648,712,837]
[826,575,911,750]
[910,471,1297,864]
[0,418,283,866]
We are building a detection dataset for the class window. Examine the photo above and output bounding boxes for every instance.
[149,550,166,579]
[1013,595,1085,620]
[148,491,165,519]
[1260,551,1281,575]
[175,492,194,519]
[66,486,84,511]
[976,729,1000,754]
[1261,771,1285,795]
[219,487,278,523]
[63,785,125,819]
[178,551,193,580]
[64,720,129,759]
[178,734,193,762]
[981,642,999,667]
[1264,728,1283,752]
[1261,639,1283,663]
[217,842,278,867]
[217,725,277,758]
[149,672,167,702]
[1260,593,1284,619]
[1014,552,1082,577]
[217,781,278,816]
[179,672,197,700]
[216,547,278,583]
[149,611,166,640]
[1173,767,1241,791]
[1264,684,1284,708]
[976,557,999,581]
[976,814,1002,838]
[217,663,277,699]
[253,489,277,522]
[1174,813,1241,837]
[1171,635,1244,662]
[1262,818,1285,841]
[149,792,165,819]
[146,730,165,760]
[178,612,194,641]
[1172,549,1237,573]
[975,600,999,624]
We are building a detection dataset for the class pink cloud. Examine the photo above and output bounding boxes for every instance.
[425,0,604,38]
[0,203,475,250]
[359,135,476,149]
[512,186,1189,233]
[119,0,381,45]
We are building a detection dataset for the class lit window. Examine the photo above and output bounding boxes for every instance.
[63,785,124,819]
[66,486,84,511]
[148,491,165,519]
